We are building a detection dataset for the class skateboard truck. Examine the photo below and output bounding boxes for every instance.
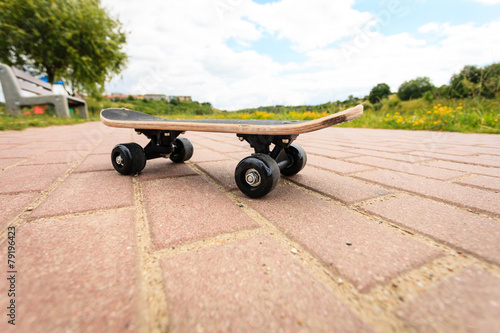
[236,133,300,171]
[111,130,306,198]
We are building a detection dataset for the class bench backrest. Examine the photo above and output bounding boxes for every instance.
[10,67,54,95]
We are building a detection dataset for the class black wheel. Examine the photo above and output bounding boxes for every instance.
[169,138,193,163]
[235,154,280,198]
[281,143,307,176]
[111,143,146,175]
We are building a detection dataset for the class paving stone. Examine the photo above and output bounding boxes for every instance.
[2,210,137,332]
[0,192,38,229]
[0,158,23,170]
[299,145,359,159]
[91,141,123,154]
[337,143,409,153]
[30,171,133,218]
[195,160,239,190]
[138,159,198,181]
[410,151,500,167]
[397,268,500,332]
[0,144,18,150]
[346,149,433,163]
[425,160,500,177]
[347,156,466,180]
[189,148,231,163]
[241,185,441,292]
[143,176,258,249]
[456,175,500,192]
[0,148,40,159]
[47,140,96,154]
[0,164,69,194]
[307,154,374,174]
[74,153,114,173]
[288,167,391,204]
[362,196,500,265]
[227,151,253,161]
[160,235,372,332]
[195,138,249,153]
[355,170,500,216]
[20,150,81,165]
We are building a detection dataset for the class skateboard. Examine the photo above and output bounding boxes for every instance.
[100,105,363,198]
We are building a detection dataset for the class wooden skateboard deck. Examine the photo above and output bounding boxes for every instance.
[100,105,363,135]
[101,105,363,198]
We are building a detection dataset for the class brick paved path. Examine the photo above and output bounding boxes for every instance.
[1,122,499,332]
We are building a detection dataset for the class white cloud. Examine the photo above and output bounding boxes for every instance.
[98,0,500,110]
[244,0,373,51]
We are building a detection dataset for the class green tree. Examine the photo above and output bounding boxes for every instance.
[480,63,500,98]
[397,77,435,101]
[368,83,391,104]
[449,65,483,98]
[0,0,127,97]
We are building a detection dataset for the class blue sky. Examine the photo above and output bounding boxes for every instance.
[94,0,500,110]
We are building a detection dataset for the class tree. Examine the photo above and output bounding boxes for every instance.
[449,63,500,98]
[0,0,127,97]
[482,62,500,98]
[368,83,391,104]
[397,77,434,101]
[449,65,483,98]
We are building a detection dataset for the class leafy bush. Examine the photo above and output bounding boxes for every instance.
[449,63,500,98]
[398,77,435,101]
[368,83,391,104]
[387,96,401,109]
[423,90,435,102]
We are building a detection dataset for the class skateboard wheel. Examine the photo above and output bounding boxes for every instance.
[170,138,193,163]
[111,143,146,175]
[235,154,280,198]
[281,143,307,176]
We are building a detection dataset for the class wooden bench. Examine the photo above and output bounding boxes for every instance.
[0,63,88,118]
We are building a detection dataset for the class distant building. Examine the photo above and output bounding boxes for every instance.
[167,95,192,102]
[103,94,143,99]
[102,93,193,102]
[144,94,166,101]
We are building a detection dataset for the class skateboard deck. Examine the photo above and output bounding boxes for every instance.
[100,105,363,135]
[101,105,363,198]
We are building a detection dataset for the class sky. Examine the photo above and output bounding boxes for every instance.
[4,0,498,110]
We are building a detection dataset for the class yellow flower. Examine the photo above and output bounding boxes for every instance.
[386,113,390,117]
[495,119,498,122]
[427,111,432,114]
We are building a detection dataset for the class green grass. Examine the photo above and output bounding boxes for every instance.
[337,97,500,134]
[0,113,92,131]
[1,96,499,134]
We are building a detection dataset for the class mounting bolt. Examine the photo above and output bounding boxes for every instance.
[282,139,290,144]
[239,137,245,141]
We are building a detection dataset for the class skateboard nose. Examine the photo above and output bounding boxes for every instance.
[245,169,261,187]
